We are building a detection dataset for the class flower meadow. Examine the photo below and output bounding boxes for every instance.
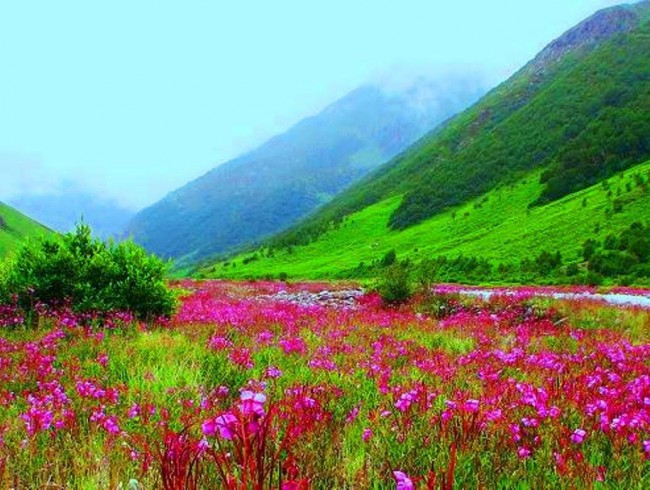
[0,281,648,488]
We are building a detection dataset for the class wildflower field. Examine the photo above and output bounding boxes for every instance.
[0,281,648,488]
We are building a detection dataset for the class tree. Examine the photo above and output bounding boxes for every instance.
[1,223,176,320]
[377,262,412,305]
[380,249,397,267]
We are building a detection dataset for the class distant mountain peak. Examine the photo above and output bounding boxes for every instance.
[527,4,640,75]
[127,76,488,262]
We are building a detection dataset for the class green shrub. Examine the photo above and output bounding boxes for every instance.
[2,224,176,320]
[377,262,412,305]
[380,249,397,267]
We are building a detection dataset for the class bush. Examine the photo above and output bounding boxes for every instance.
[380,249,397,267]
[377,262,412,305]
[1,224,176,320]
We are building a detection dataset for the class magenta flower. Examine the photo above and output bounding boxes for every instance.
[518,447,532,459]
[201,419,217,437]
[203,413,239,440]
[197,438,210,453]
[396,390,417,412]
[216,413,239,439]
[103,416,120,435]
[362,428,372,442]
[208,335,233,351]
[240,390,267,417]
[346,404,360,423]
[464,399,480,413]
[265,366,282,378]
[393,470,414,490]
[571,428,587,444]
[128,403,140,419]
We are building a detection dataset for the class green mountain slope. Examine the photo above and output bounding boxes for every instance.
[202,160,650,279]
[198,1,650,281]
[0,202,53,256]
[264,1,650,249]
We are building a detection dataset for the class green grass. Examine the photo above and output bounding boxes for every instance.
[0,202,53,256]
[203,160,650,279]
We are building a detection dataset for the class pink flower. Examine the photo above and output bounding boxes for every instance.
[521,417,539,428]
[201,419,217,437]
[257,331,274,344]
[239,390,266,417]
[279,337,307,355]
[265,366,282,378]
[464,399,480,413]
[571,428,587,444]
[518,447,532,459]
[393,470,414,490]
[396,390,417,412]
[96,353,109,367]
[203,413,238,440]
[485,408,502,422]
[128,403,140,419]
[216,413,239,439]
[346,405,360,423]
[103,416,120,435]
[197,438,210,453]
[208,336,233,351]
[362,428,372,442]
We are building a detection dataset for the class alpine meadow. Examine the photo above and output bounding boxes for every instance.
[0,1,649,488]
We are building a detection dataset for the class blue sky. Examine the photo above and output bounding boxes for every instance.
[0,0,628,210]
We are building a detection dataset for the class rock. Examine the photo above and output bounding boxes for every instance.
[258,287,364,309]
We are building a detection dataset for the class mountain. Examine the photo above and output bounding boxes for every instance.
[0,202,53,256]
[126,77,488,262]
[201,1,650,280]
[206,160,650,280]
[9,192,135,240]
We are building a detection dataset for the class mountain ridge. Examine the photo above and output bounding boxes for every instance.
[199,1,650,281]
[257,1,650,251]
[127,77,488,262]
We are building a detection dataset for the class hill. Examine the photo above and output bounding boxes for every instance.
[200,1,650,282]
[126,77,487,263]
[202,160,650,280]
[0,202,53,256]
[261,1,650,250]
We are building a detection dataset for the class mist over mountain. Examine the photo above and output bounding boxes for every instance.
[127,75,489,262]
[9,191,135,240]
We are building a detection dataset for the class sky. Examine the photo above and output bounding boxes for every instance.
[0,0,629,211]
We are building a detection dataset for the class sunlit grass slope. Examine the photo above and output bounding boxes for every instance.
[202,160,650,279]
[0,202,53,256]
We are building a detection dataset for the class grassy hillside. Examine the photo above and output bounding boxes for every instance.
[263,2,650,250]
[0,202,53,256]
[201,160,650,279]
